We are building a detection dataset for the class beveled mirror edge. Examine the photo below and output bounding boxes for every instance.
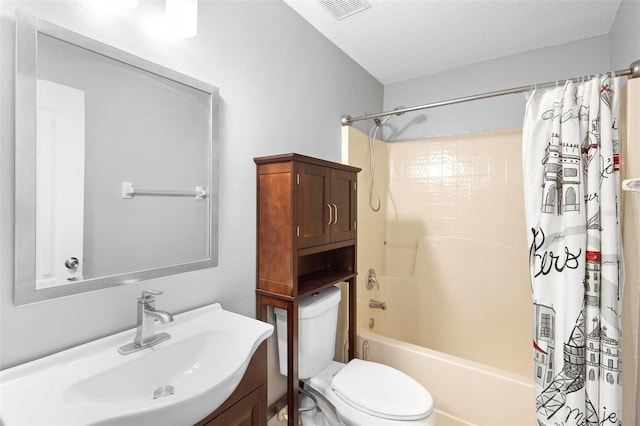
[14,11,219,306]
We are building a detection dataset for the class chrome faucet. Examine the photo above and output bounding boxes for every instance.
[118,290,174,355]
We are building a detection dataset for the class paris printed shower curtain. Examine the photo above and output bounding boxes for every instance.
[523,76,624,425]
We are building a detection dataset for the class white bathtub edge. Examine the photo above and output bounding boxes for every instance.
[358,328,536,426]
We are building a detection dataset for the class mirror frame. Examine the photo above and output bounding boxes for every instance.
[14,12,219,305]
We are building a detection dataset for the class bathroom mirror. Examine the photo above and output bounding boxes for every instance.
[14,12,219,305]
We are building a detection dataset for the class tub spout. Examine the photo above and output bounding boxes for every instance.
[369,299,387,310]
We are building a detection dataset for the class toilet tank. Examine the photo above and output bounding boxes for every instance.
[274,286,341,379]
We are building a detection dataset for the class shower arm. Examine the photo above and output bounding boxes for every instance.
[341,59,640,126]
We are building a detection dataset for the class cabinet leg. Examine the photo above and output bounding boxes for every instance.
[256,294,267,322]
[348,277,356,360]
[286,301,299,426]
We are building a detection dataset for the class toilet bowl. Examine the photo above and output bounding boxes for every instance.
[307,359,435,426]
[275,286,435,426]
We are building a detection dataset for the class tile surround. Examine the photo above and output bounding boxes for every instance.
[385,129,527,261]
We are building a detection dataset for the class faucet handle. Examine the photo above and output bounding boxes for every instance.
[140,290,163,302]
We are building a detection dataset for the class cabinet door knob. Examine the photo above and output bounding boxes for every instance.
[327,204,333,225]
[332,204,338,224]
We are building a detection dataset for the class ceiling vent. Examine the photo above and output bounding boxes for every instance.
[319,0,371,21]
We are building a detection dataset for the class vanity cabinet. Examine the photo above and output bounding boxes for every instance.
[254,153,359,426]
[195,342,267,426]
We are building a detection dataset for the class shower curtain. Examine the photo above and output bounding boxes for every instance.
[523,76,624,425]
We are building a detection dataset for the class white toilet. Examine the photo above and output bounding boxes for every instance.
[275,286,435,426]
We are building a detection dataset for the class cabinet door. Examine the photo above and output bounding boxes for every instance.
[203,384,267,426]
[297,163,331,248]
[330,169,357,242]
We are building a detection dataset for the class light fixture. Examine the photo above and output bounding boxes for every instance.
[165,0,198,38]
[319,0,370,21]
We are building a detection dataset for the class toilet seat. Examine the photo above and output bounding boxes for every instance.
[330,359,433,421]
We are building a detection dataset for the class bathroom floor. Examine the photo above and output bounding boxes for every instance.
[266,403,473,425]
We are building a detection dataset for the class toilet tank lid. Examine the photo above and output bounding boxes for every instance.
[274,286,341,319]
[331,359,433,421]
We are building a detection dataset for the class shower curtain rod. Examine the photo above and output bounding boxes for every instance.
[340,59,640,126]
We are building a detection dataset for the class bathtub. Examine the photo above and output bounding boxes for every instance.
[357,328,535,425]
[354,237,536,425]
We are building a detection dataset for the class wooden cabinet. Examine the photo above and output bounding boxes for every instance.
[195,342,267,426]
[254,153,360,426]
[297,162,357,248]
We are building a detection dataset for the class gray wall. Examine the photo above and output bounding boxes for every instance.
[0,0,382,369]
[383,0,640,143]
[382,35,611,141]
[609,0,640,71]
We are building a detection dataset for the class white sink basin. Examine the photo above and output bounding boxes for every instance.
[0,303,273,425]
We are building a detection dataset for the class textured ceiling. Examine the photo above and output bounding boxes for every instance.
[283,0,622,85]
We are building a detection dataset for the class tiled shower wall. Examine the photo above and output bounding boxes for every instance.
[385,129,527,273]
[346,126,532,376]
[383,129,533,377]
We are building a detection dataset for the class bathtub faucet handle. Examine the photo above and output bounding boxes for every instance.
[366,268,379,290]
